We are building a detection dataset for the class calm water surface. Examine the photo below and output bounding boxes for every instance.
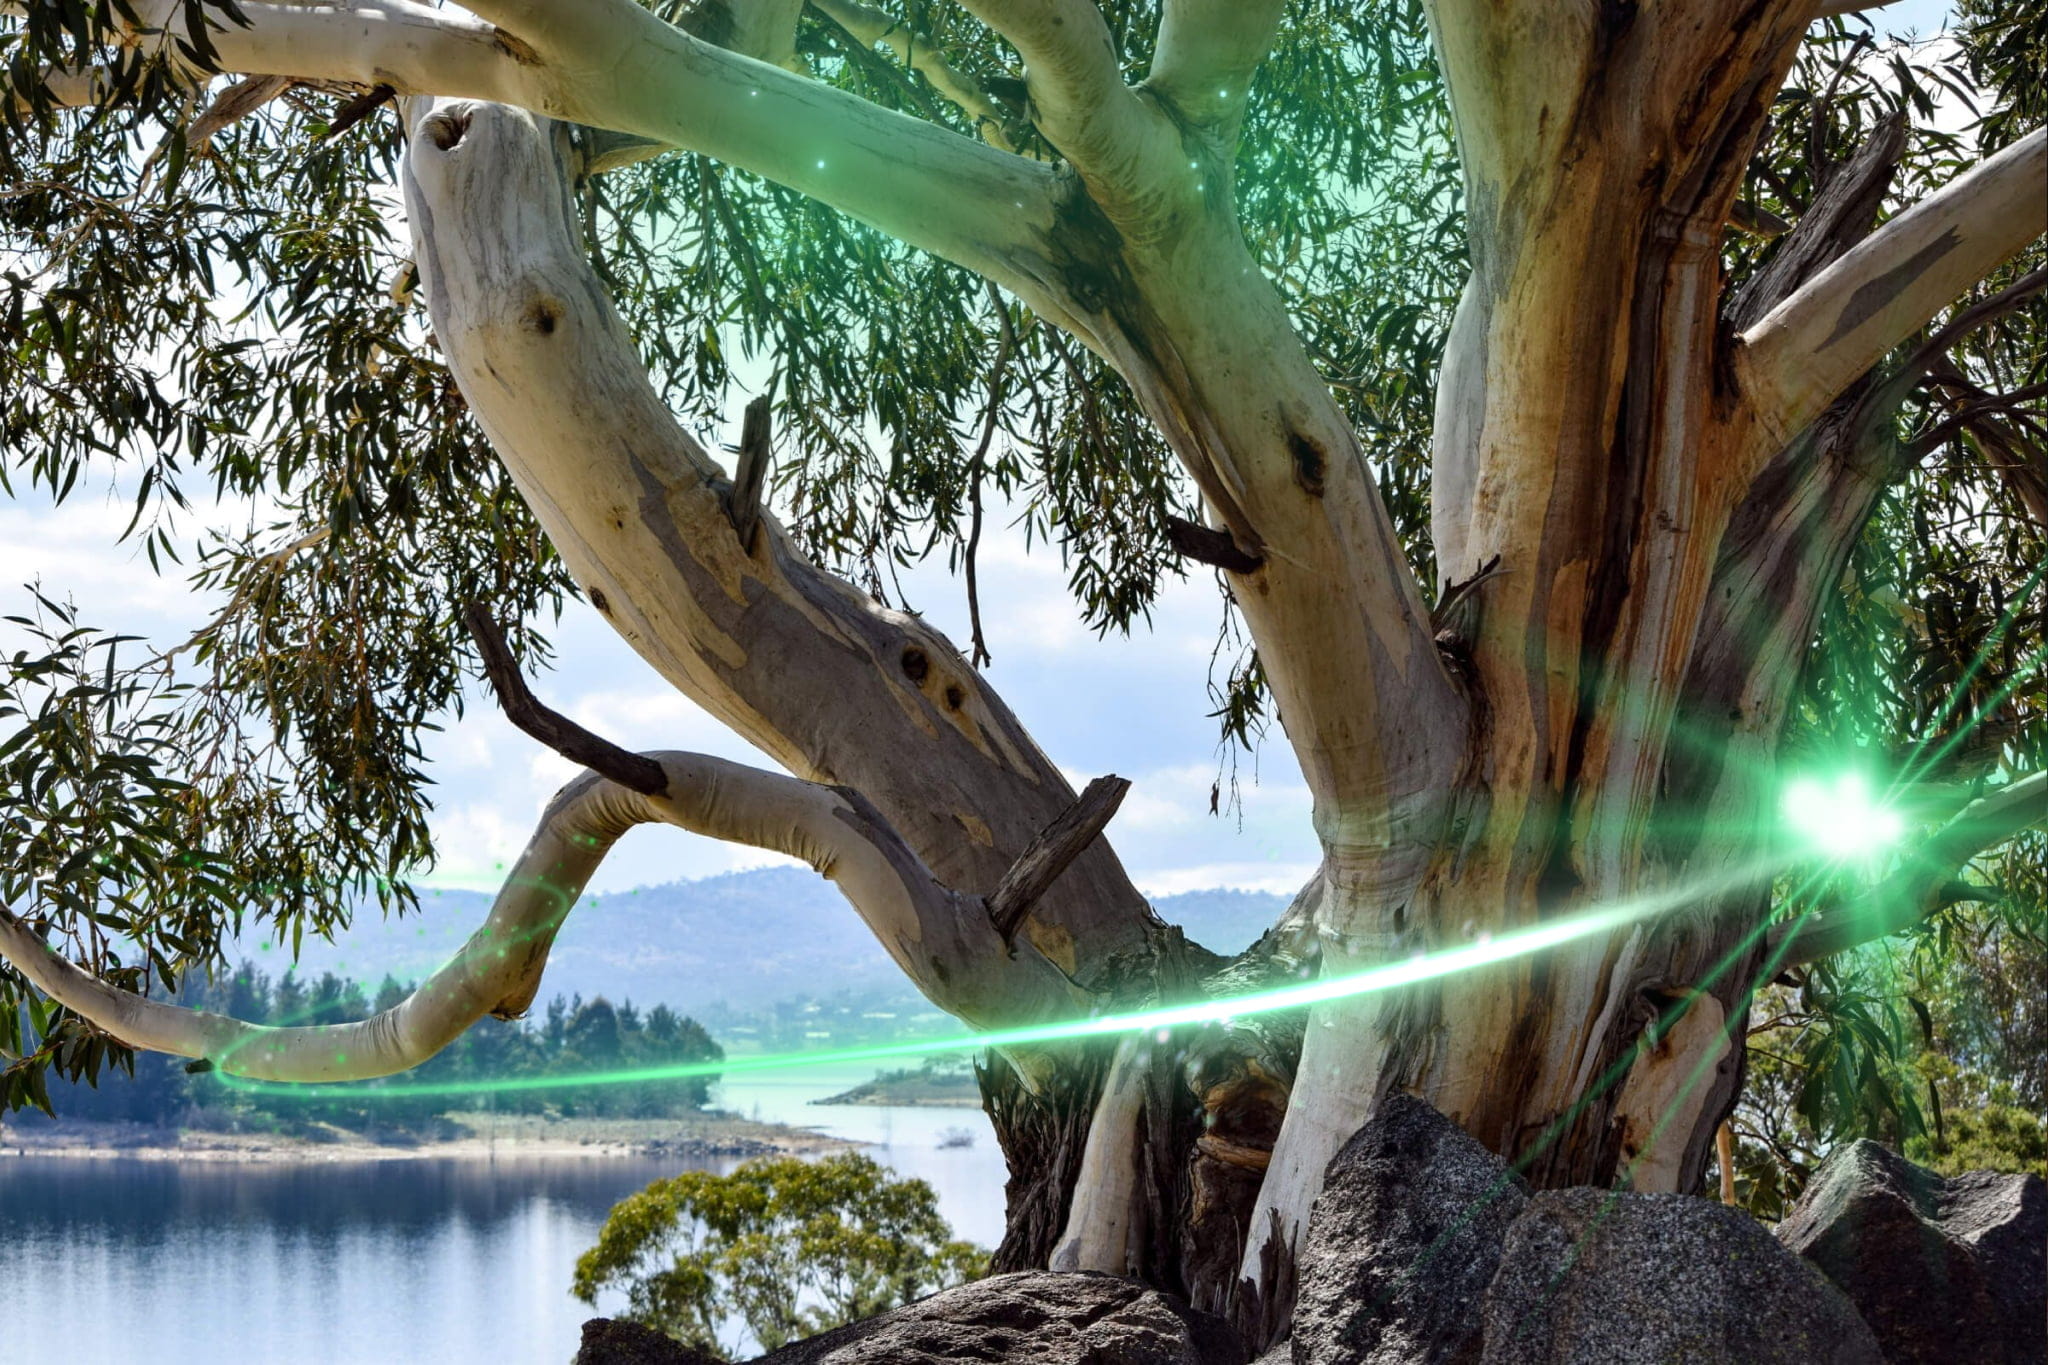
[0,1063,1003,1365]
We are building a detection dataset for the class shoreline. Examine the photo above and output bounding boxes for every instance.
[0,1111,853,1165]
[813,1094,983,1108]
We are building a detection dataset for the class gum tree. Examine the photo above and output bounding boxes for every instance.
[1,0,2042,1342]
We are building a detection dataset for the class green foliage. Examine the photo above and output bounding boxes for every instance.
[1710,6,2048,1209]
[573,1152,986,1359]
[1729,884,2048,1215]
[1,0,573,1105]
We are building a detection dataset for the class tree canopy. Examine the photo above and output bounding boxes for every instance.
[573,1151,987,1358]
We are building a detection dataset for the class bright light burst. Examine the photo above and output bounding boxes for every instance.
[1779,772,1906,861]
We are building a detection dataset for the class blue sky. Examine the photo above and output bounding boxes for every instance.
[1,0,1959,904]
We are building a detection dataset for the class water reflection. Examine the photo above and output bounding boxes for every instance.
[0,1077,1009,1365]
[0,1155,725,1365]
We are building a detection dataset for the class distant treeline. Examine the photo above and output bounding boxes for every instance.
[40,964,724,1128]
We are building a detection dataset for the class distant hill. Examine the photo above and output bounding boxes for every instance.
[231,869,1292,1018]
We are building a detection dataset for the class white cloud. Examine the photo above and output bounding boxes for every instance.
[1135,861,1320,898]
[420,802,532,891]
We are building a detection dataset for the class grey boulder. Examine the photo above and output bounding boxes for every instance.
[753,1270,1248,1365]
[575,1317,724,1365]
[1776,1139,2046,1364]
[1292,1092,1530,1364]
[1482,1188,1881,1364]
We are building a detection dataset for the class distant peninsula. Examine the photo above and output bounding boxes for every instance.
[816,1066,984,1108]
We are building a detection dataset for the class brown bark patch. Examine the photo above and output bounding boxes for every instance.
[493,29,543,66]
[1287,430,1327,497]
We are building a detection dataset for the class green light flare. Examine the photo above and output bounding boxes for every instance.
[220,862,1773,1102]
[1780,771,1906,860]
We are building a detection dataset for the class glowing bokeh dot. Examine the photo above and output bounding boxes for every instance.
[1780,773,1906,859]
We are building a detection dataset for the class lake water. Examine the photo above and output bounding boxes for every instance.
[0,1062,1006,1365]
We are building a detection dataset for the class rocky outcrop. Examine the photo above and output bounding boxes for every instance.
[586,1119,2046,1365]
[1291,1093,1529,1364]
[574,1317,723,1365]
[1482,1188,1882,1364]
[1776,1139,2046,1364]
[754,1271,1247,1365]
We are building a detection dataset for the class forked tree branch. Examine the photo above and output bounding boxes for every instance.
[399,96,1160,996]
[0,750,1084,1080]
[948,0,1174,215]
[1737,128,2048,446]
[1770,771,2048,966]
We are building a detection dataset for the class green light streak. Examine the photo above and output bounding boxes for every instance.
[221,863,1773,1101]
[1891,558,2046,788]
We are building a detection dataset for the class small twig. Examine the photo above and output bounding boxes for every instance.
[1431,553,1505,632]
[728,395,772,554]
[1907,378,2048,461]
[461,603,669,797]
[986,775,1130,946]
[964,284,1018,668]
[324,83,396,142]
[1165,515,1264,574]
[153,527,331,669]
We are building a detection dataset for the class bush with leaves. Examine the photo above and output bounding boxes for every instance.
[572,1153,987,1359]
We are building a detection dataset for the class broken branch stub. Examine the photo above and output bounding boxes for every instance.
[987,775,1132,945]
[728,395,772,554]
[1165,515,1265,574]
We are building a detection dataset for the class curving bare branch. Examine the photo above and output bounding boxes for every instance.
[0,750,1086,1081]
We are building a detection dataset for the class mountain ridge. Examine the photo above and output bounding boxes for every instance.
[230,868,1292,1018]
